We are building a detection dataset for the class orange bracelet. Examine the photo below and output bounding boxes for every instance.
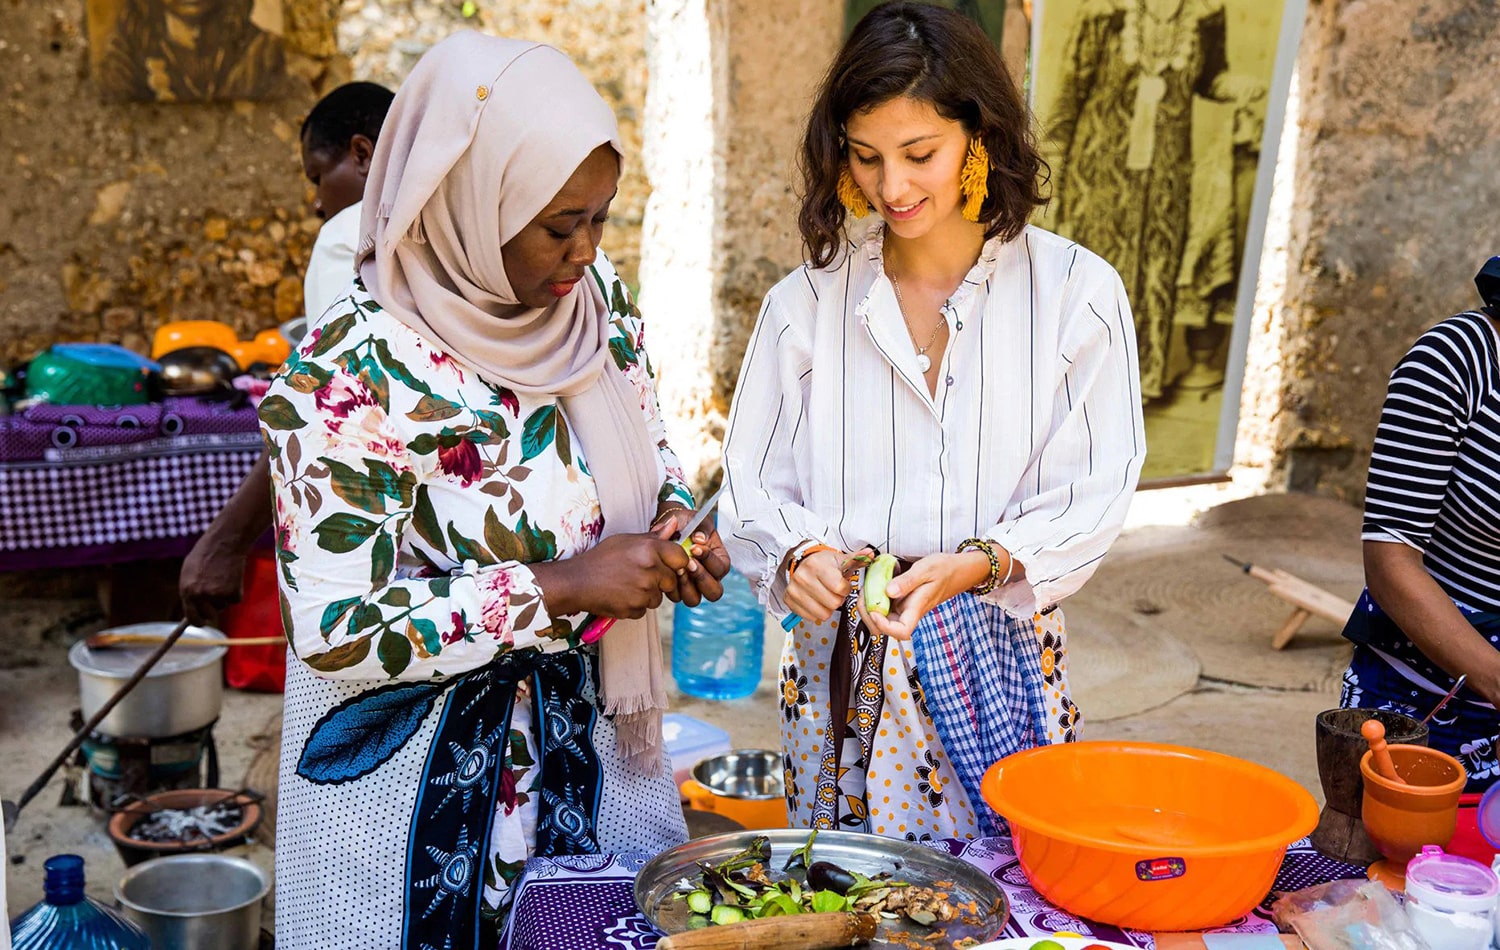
[787,543,838,577]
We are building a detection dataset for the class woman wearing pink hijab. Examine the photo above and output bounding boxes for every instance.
[262,32,729,948]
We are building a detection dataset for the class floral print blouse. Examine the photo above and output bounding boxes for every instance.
[262,256,692,681]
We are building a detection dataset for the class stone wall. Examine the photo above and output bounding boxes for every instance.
[339,0,650,287]
[0,0,342,365]
[8,0,1497,505]
[1274,0,1500,499]
[0,0,648,368]
[650,0,844,490]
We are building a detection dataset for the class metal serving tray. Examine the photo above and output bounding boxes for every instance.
[634,828,1008,948]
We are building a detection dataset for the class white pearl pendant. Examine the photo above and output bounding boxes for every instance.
[916,353,931,373]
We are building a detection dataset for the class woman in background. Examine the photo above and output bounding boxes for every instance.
[1340,260,1500,792]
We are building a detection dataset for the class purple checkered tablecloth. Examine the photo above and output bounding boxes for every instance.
[0,397,263,570]
[498,836,1366,950]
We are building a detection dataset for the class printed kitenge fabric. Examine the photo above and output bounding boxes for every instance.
[266,256,691,950]
[781,597,1077,840]
[1341,590,1500,793]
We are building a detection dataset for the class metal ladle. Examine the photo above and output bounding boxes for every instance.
[1422,674,1468,726]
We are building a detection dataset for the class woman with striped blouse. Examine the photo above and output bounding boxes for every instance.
[719,3,1146,839]
[1340,260,1500,792]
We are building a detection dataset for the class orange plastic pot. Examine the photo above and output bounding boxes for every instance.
[253,329,291,367]
[982,741,1318,931]
[1360,744,1465,888]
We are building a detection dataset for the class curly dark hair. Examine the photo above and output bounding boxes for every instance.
[798,1,1048,269]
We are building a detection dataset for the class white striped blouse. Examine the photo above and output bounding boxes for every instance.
[1363,311,1500,612]
[720,223,1147,619]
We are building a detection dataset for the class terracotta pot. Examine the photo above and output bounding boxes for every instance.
[107,789,262,867]
[1361,744,1466,888]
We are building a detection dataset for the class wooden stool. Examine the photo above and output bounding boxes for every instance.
[1225,556,1357,650]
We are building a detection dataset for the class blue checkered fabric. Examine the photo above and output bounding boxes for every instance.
[910,593,1051,837]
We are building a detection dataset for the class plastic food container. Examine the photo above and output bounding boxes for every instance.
[981,741,1318,931]
[1403,845,1496,950]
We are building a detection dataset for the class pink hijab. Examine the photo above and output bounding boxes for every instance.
[355,32,666,772]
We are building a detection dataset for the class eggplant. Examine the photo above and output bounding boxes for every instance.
[805,860,858,895]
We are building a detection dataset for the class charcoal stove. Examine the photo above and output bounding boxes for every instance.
[75,712,220,812]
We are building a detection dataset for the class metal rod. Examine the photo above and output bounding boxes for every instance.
[8,617,194,818]
[1422,673,1468,726]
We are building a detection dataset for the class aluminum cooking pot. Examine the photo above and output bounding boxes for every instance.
[116,853,268,950]
[679,750,787,829]
[69,624,226,738]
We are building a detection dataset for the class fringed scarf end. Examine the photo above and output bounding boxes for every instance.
[610,702,666,776]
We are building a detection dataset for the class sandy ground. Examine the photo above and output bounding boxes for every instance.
[1,485,1355,930]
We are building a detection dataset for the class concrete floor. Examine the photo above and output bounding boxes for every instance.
[0,486,1346,923]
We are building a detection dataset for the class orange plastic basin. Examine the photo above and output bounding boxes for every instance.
[981,741,1318,931]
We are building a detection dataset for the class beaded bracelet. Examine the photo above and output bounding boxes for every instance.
[957,537,1010,595]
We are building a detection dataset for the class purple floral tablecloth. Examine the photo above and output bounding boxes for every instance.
[499,836,1365,950]
[0,397,262,569]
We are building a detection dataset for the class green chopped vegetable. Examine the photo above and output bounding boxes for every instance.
[710,904,745,926]
[686,890,712,915]
[863,554,899,616]
[810,889,847,914]
[783,829,818,871]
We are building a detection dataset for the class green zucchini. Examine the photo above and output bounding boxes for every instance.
[863,554,899,616]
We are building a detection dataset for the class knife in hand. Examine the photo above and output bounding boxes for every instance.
[581,486,728,644]
[668,484,727,550]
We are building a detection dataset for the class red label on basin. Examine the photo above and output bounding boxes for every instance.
[1135,856,1187,881]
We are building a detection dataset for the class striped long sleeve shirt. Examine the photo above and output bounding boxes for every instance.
[1363,310,1500,612]
[720,224,1147,618]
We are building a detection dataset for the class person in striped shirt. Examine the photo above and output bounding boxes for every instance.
[720,2,1146,839]
[1340,258,1500,792]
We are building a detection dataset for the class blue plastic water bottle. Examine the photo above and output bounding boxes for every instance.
[671,570,765,699]
[9,854,149,950]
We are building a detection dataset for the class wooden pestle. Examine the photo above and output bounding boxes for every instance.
[1362,719,1408,785]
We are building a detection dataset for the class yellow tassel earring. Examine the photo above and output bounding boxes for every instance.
[960,137,990,223]
[837,165,870,219]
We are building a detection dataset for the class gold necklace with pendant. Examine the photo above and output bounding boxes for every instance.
[890,275,946,374]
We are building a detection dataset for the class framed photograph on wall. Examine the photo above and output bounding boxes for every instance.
[86,0,290,102]
[1030,0,1306,483]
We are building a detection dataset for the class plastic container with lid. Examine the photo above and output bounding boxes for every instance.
[1403,845,1497,950]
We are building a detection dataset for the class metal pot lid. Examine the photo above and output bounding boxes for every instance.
[68,623,227,676]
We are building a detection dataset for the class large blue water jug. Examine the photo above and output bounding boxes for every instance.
[9,854,149,950]
[671,570,765,699]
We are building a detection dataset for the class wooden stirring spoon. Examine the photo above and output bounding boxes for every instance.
[84,632,286,649]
